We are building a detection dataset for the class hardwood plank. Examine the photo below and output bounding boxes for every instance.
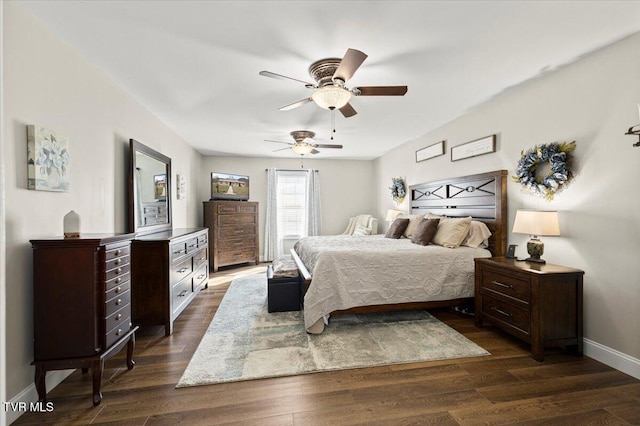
[12,264,640,426]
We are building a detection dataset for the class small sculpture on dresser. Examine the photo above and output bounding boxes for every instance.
[63,210,80,238]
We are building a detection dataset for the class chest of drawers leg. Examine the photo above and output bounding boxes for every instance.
[475,257,584,362]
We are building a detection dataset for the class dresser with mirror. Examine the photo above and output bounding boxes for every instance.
[128,139,208,336]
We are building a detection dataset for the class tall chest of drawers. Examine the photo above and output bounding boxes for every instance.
[30,234,138,406]
[130,228,209,336]
[474,257,584,361]
[204,200,259,272]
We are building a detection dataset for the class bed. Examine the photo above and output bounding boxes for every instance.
[292,170,508,333]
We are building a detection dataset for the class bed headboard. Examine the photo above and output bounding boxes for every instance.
[409,170,508,257]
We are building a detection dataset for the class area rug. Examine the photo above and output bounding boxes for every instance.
[176,275,489,387]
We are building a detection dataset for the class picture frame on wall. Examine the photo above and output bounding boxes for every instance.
[416,140,445,162]
[451,134,496,161]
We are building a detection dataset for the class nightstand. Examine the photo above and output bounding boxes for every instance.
[474,257,584,361]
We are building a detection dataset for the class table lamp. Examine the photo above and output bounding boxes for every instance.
[512,210,560,263]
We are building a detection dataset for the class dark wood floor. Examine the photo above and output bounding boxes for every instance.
[15,264,640,425]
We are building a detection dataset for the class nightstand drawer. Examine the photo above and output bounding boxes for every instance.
[482,270,530,302]
[481,295,530,334]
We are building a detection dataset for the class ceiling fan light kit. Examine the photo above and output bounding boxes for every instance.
[311,85,352,110]
[291,143,315,155]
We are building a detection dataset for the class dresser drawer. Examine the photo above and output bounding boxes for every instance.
[105,280,130,301]
[105,254,129,272]
[105,318,132,348]
[481,294,530,334]
[217,237,255,251]
[105,289,131,317]
[481,270,530,303]
[185,237,199,254]
[105,272,130,292]
[218,214,257,226]
[218,249,256,265]
[172,278,192,315]
[171,257,193,284]
[193,247,208,269]
[218,224,256,239]
[192,264,208,292]
[171,241,187,260]
[197,233,208,246]
[105,305,130,336]
[105,263,130,282]
[105,245,130,261]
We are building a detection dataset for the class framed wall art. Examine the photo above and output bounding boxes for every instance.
[27,125,71,192]
[416,140,445,162]
[451,134,496,162]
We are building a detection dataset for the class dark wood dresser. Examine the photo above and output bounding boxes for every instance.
[30,234,138,406]
[474,257,584,361]
[204,200,259,272]
[130,228,208,336]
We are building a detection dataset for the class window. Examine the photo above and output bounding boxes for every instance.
[276,171,307,239]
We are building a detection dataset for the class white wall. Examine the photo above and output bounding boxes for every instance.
[375,33,640,363]
[200,156,377,257]
[2,2,203,418]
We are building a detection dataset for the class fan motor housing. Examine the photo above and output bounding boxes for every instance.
[308,58,342,87]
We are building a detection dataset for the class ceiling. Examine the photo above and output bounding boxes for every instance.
[17,1,640,160]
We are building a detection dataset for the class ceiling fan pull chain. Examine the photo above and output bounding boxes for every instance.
[330,109,335,140]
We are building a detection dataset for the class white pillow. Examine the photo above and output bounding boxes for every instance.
[397,214,425,238]
[353,225,372,236]
[461,221,492,248]
[432,216,472,248]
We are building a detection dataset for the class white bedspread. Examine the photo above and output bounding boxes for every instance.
[294,235,491,333]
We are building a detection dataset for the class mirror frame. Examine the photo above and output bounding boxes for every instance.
[128,139,172,235]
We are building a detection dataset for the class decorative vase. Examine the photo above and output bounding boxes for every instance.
[63,210,80,238]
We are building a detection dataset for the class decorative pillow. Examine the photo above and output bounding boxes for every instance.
[410,218,440,246]
[353,225,372,236]
[432,216,473,248]
[385,218,410,239]
[461,221,492,248]
[398,214,425,238]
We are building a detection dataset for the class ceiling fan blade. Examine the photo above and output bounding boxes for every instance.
[272,147,292,152]
[333,48,368,82]
[259,70,316,87]
[310,149,320,154]
[264,139,293,145]
[355,86,408,96]
[339,102,357,118]
[313,144,343,149]
[279,98,313,111]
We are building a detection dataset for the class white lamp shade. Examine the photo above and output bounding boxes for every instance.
[512,210,560,237]
[311,86,352,110]
[291,143,314,155]
[385,209,403,221]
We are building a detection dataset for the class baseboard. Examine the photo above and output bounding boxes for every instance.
[5,369,74,425]
[584,338,640,379]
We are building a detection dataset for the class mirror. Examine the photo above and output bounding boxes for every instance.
[128,139,172,234]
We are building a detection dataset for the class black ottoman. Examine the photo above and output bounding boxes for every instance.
[267,257,301,313]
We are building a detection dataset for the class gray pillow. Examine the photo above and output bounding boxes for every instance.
[385,218,410,239]
[411,218,440,246]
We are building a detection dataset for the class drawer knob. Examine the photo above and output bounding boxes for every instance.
[178,267,188,273]
[116,329,122,336]
[115,277,122,284]
[114,258,122,265]
[115,286,122,293]
[116,298,122,306]
[491,280,514,290]
[490,306,512,318]
[115,249,122,255]
[116,313,122,320]
[115,267,122,274]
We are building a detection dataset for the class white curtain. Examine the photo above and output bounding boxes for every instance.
[263,168,278,262]
[305,169,321,236]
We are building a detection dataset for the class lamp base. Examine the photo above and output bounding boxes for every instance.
[526,238,545,263]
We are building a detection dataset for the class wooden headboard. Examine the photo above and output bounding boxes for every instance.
[409,170,508,257]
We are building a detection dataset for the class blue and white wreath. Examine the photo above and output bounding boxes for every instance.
[512,141,576,200]
[390,177,406,204]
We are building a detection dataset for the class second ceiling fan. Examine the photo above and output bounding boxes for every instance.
[266,130,342,155]
[260,48,407,118]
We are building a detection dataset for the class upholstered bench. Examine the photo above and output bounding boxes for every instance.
[267,257,302,313]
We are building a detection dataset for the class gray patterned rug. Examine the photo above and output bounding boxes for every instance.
[176,275,489,387]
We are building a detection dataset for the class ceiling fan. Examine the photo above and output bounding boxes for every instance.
[259,48,407,118]
[265,130,342,155]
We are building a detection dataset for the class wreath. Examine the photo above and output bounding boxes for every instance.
[390,177,406,204]
[512,141,576,200]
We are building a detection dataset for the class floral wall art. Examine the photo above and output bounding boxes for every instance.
[27,125,71,192]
